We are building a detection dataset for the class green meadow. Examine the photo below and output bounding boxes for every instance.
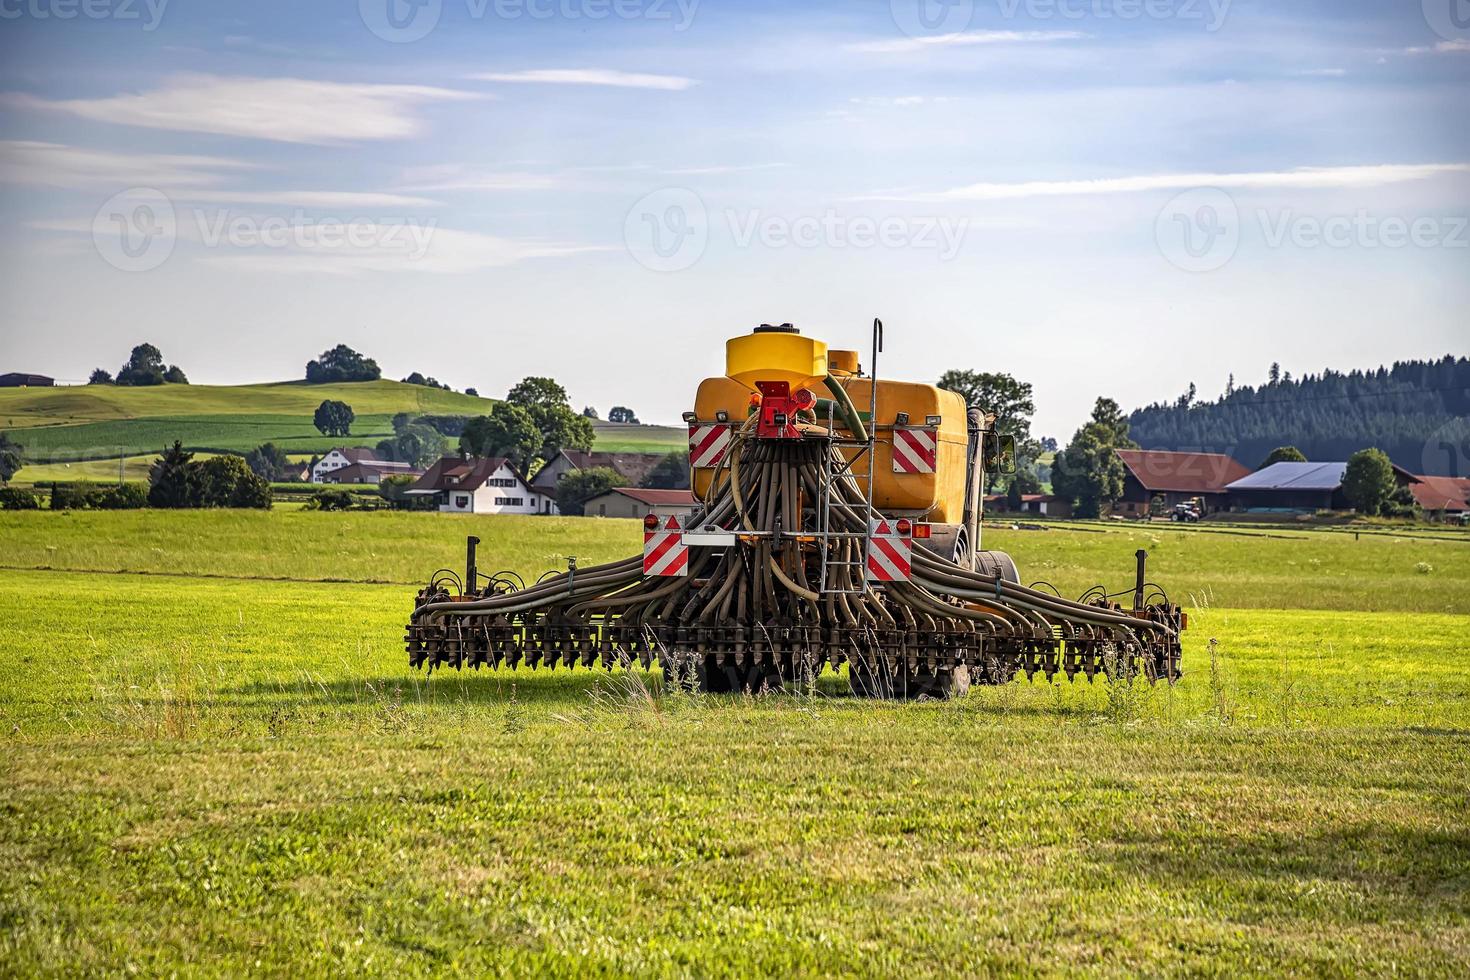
[1,380,684,464]
[0,510,1466,975]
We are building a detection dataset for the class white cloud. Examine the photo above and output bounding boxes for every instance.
[1402,39,1470,55]
[1295,68,1347,77]
[400,163,566,192]
[662,162,790,176]
[877,164,1470,202]
[180,190,440,208]
[0,140,256,189]
[4,75,480,144]
[847,30,1085,55]
[849,96,934,107]
[468,69,697,91]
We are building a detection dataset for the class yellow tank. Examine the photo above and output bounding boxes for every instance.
[692,327,970,524]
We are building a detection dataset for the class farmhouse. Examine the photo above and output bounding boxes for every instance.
[311,447,419,484]
[1407,475,1470,519]
[1113,449,1251,517]
[1225,460,1419,512]
[531,450,677,515]
[582,487,697,519]
[406,454,550,515]
[983,493,1073,518]
[0,372,54,387]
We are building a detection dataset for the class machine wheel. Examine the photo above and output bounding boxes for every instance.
[973,550,1021,584]
[849,658,969,700]
[697,656,783,694]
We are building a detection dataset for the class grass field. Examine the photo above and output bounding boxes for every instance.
[1,511,1466,975]
[0,380,685,462]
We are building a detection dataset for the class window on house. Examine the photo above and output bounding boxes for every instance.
[494,497,525,507]
[598,504,606,516]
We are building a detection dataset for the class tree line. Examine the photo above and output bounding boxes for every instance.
[1128,355,1469,475]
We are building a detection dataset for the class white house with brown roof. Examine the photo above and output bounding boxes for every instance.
[406,455,550,514]
[530,449,678,515]
[311,447,419,484]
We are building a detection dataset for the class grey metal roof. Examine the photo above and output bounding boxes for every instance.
[1225,461,1348,492]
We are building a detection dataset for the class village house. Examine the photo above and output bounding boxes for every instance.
[1225,460,1419,512]
[530,449,678,515]
[1409,475,1470,520]
[311,447,419,484]
[1112,449,1251,517]
[581,487,698,520]
[0,372,54,387]
[405,455,550,515]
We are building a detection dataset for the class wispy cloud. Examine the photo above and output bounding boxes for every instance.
[468,69,697,91]
[873,164,1470,202]
[1295,68,1347,77]
[1401,39,1470,55]
[181,190,439,208]
[3,75,479,144]
[0,140,257,189]
[400,163,566,192]
[662,162,789,176]
[847,30,1085,55]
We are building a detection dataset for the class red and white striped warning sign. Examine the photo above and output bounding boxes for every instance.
[643,514,689,577]
[865,519,913,583]
[688,423,733,469]
[891,426,937,474]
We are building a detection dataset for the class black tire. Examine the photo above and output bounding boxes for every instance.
[974,550,1021,585]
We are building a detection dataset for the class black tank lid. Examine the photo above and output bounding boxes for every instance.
[754,323,798,334]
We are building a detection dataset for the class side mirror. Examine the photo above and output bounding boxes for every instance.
[984,434,1017,475]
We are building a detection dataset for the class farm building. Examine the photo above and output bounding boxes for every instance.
[531,449,680,515]
[1225,460,1419,512]
[1409,475,1470,519]
[311,447,419,484]
[983,493,1072,518]
[1112,450,1251,517]
[405,455,551,515]
[0,372,54,387]
[582,487,698,520]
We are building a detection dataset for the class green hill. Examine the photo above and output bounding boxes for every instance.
[0,380,685,465]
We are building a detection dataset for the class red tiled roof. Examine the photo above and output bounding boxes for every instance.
[1116,450,1251,494]
[410,455,522,493]
[606,488,697,506]
[1410,475,1470,512]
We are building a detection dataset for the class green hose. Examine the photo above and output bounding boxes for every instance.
[821,375,869,442]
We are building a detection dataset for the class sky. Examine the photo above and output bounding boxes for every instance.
[0,0,1467,439]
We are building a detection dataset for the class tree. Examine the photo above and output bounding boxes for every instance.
[313,399,355,438]
[1258,446,1307,469]
[163,365,189,384]
[582,406,599,419]
[116,343,168,386]
[148,441,197,508]
[382,424,447,469]
[1268,362,1281,385]
[305,345,380,383]
[0,433,22,484]
[1342,448,1396,516]
[88,368,113,385]
[506,376,595,464]
[466,388,480,398]
[195,455,271,508]
[401,372,449,390]
[245,443,292,482]
[938,369,1039,463]
[460,403,542,472]
[641,450,690,490]
[608,406,640,424]
[1005,467,1043,510]
[379,474,419,510]
[1051,398,1138,518]
[1039,436,1058,454]
[555,467,626,517]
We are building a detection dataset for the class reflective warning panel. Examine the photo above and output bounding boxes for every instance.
[688,423,733,469]
[865,518,913,583]
[643,514,689,577]
[891,426,937,474]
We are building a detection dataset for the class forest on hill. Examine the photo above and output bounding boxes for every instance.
[1128,355,1470,476]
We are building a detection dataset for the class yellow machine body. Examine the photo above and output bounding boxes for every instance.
[693,331,971,524]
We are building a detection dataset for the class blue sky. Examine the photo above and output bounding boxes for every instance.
[1,0,1466,438]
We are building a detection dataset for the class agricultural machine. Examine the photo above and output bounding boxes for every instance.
[405,322,1185,697]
